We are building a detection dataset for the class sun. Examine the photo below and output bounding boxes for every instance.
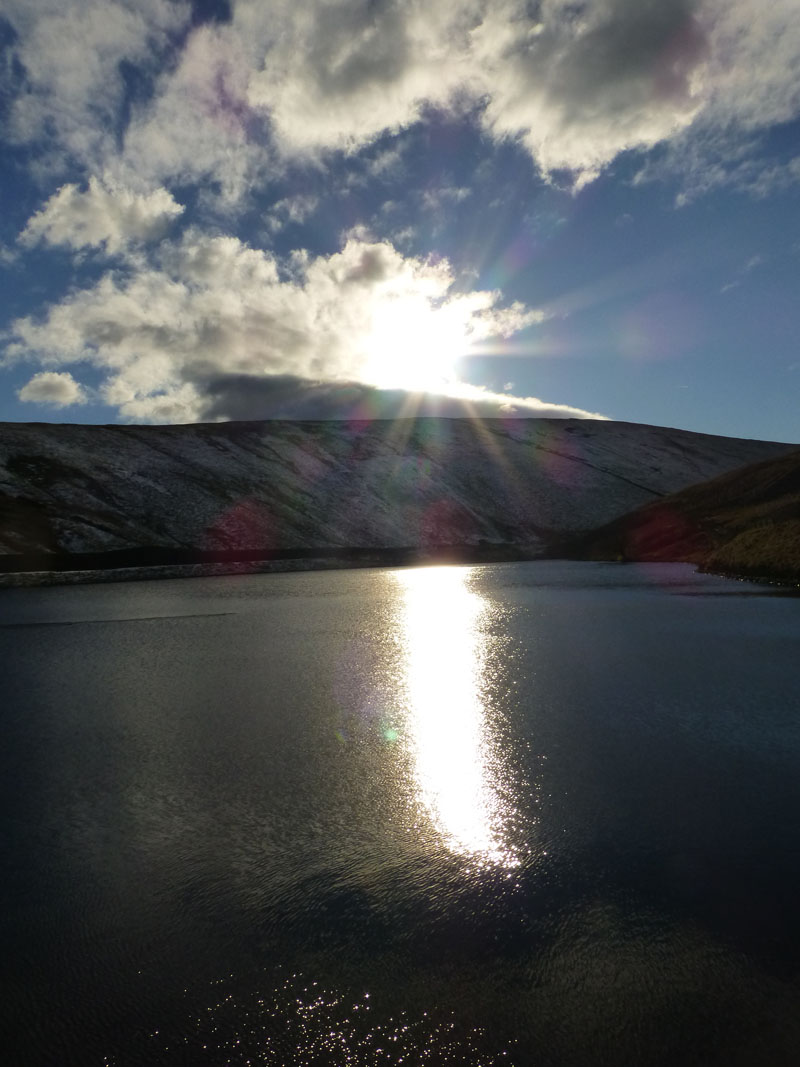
[360,294,470,394]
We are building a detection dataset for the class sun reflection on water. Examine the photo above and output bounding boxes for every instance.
[394,566,519,867]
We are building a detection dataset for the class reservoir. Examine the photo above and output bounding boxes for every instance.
[2,561,799,1065]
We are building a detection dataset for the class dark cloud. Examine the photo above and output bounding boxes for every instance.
[308,0,411,97]
[200,373,603,422]
[546,0,705,108]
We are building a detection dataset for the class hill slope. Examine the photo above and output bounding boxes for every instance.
[555,448,800,583]
[0,417,794,569]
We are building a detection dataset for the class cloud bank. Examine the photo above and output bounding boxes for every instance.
[6,234,569,422]
[4,0,800,190]
[199,374,608,423]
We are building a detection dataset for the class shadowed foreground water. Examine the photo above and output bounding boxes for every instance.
[1,561,799,1065]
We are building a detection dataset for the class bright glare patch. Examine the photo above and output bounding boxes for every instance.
[394,566,519,866]
[361,296,469,394]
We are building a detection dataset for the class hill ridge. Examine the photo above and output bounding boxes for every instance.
[0,417,794,571]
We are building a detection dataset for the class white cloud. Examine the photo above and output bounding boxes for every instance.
[655,138,800,206]
[237,0,800,186]
[420,186,471,212]
[700,0,800,133]
[17,370,87,407]
[264,194,320,233]
[5,233,562,422]
[367,144,407,178]
[718,249,766,294]
[4,0,800,196]
[3,0,190,173]
[20,177,184,253]
[472,0,707,182]
[118,22,270,204]
[635,0,800,197]
[242,0,478,153]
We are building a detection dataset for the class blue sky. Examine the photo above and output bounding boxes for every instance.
[1,0,798,442]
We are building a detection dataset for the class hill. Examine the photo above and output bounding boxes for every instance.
[554,448,800,584]
[0,417,794,574]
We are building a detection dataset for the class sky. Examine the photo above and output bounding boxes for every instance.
[0,0,799,442]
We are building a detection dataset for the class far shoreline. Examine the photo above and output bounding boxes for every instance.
[1,547,798,590]
[0,543,541,588]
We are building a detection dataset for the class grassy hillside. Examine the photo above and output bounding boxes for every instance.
[555,448,800,583]
[1,417,792,572]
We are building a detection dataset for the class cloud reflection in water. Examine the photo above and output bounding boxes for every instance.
[394,566,519,867]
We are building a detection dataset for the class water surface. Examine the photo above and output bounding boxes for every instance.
[2,562,799,1064]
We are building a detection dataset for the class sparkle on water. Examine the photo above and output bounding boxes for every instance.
[394,566,520,867]
[126,971,511,1066]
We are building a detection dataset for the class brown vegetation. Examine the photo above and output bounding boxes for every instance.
[555,448,800,584]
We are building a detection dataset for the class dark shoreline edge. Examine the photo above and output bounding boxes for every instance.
[542,540,800,590]
[695,565,800,589]
[2,546,799,590]
[0,543,543,588]
[542,542,800,589]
